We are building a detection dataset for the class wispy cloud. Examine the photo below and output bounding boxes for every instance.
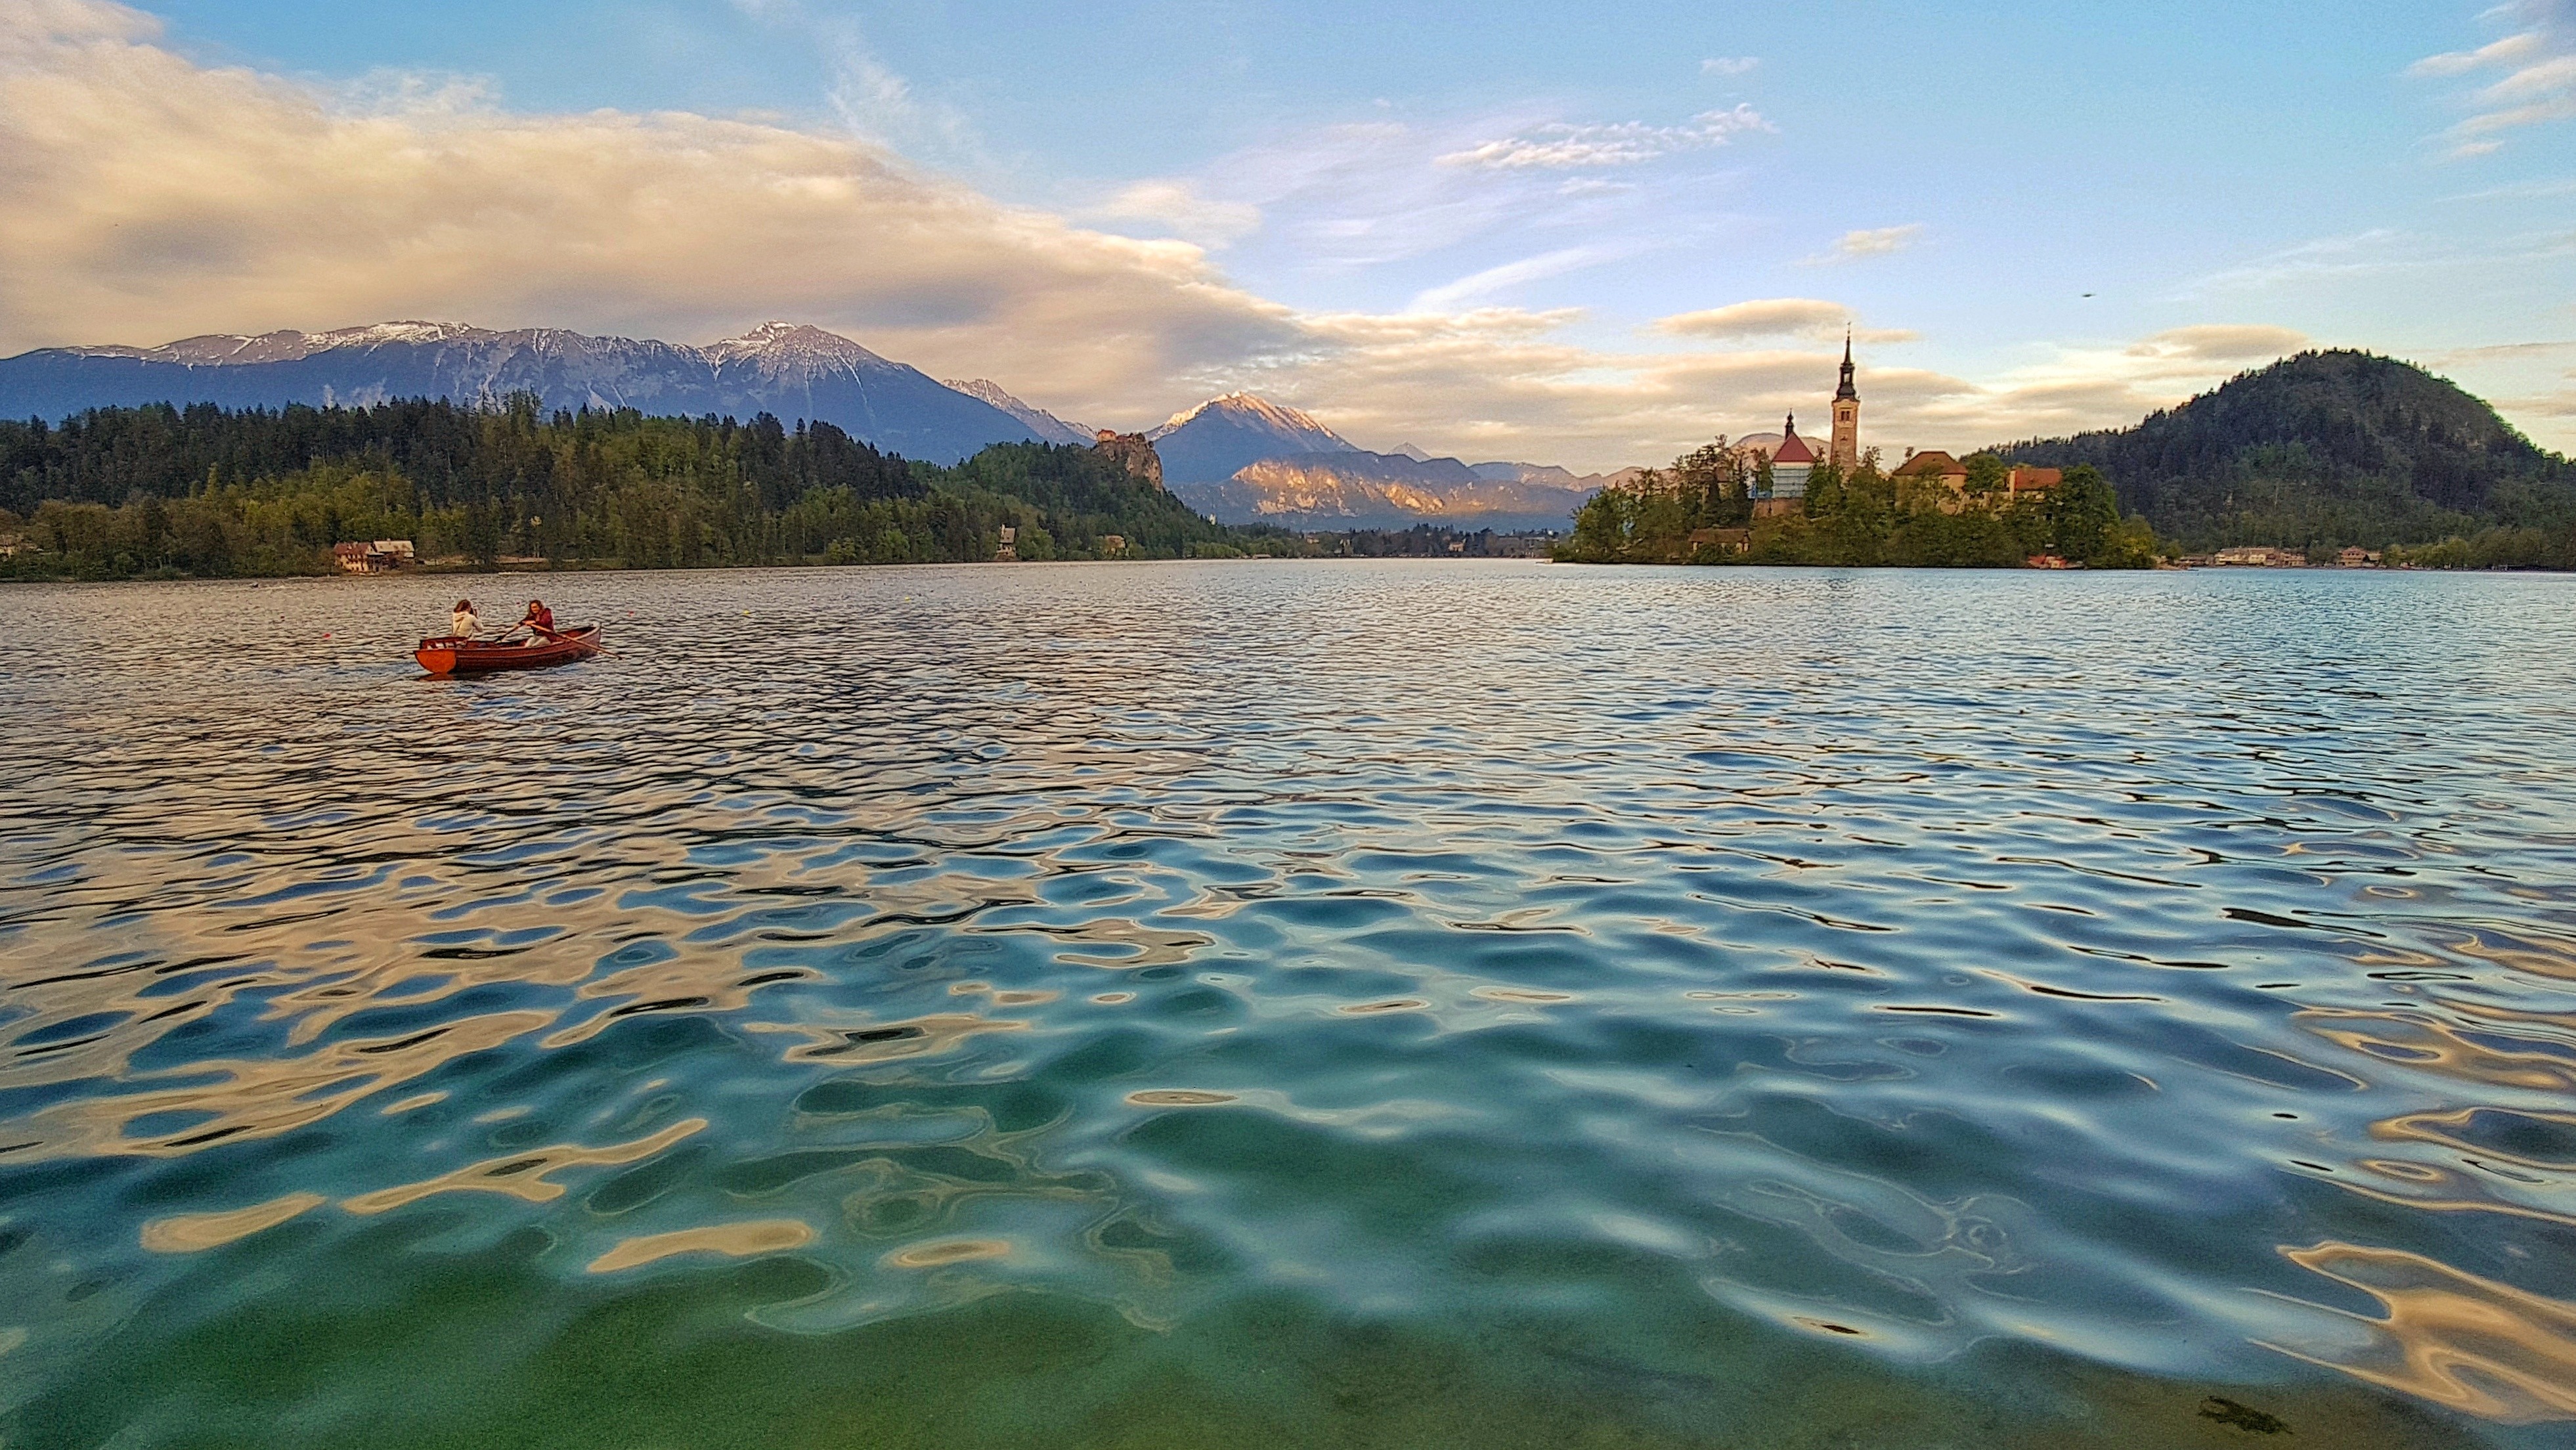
[1801,223,1925,265]
[1701,56,1759,76]
[2179,227,2576,296]
[2409,0,2576,156]
[1408,245,1639,311]
[1651,297,1914,344]
[1437,104,1771,169]
[1083,180,1263,248]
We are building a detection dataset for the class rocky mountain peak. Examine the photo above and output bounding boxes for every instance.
[704,322,889,370]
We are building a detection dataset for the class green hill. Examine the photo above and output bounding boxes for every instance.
[1994,350,2576,555]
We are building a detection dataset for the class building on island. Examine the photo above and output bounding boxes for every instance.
[1890,449,1968,494]
[1753,414,1816,517]
[1829,332,1860,468]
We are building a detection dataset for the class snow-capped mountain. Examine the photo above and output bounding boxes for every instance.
[940,378,1094,446]
[1171,450,1601,531]
[0,321,1047,465]
[1147,392,1355,484]
[1141,390,1628,529]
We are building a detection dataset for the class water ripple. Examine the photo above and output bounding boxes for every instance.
[4,563,2575,1449]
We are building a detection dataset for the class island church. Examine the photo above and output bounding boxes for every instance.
[1745,334,1861,517]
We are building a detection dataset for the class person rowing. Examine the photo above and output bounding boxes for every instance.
[517,598,557,644]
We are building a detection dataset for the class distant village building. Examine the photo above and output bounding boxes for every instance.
[2337,546,2382,567]
[1097,533,1128,557]
[2213,546,2302,567]
[334,539,415,573]
[995,523,1018,563]
[2005,466,2060,496]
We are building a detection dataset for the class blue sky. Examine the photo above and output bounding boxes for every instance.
[7,0,2573,464]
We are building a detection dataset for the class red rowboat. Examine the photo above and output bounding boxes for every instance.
[415,625,603,676]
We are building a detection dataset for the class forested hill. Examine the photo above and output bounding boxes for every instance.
[0,398,1273,578]
[1994,350,2576,551]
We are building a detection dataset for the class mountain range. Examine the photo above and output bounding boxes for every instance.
[0,322,1622,527]
[0,321,1047,466]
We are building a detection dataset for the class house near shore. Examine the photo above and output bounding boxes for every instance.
[334,539,416,573]
[2213,546,2302,567]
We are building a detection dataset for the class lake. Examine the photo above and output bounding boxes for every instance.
[3,561,2572,1449]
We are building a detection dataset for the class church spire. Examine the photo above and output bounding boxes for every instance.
[1829,329,1860,467]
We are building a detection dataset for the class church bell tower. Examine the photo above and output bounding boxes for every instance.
[1829,330,1860,468]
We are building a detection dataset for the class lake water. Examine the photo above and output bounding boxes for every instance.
[3,561,2573,1449]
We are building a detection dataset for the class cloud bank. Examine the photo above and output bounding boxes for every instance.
[0,1,2336,470]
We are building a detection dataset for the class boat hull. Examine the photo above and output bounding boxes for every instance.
[415,625,602,676]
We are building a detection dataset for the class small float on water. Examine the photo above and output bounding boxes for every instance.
[414,625,603,676]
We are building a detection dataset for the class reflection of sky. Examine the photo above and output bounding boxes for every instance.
[135,0,2576,448]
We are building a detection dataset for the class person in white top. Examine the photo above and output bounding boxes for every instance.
[450,599,480,639]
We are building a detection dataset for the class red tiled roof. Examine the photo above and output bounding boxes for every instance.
[1772,431,1816,464]
[1891,450,1965,477]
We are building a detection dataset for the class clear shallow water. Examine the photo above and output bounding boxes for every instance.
[3,561,2574,1449]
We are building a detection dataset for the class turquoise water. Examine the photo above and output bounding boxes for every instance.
[3,561,2573,1449]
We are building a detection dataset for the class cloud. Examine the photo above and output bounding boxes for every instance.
[2124,324,2309,362]
[1651,297,1915,344]
[1701,56,1759,76]
[0,0,1292,424]
[2179,227,2576,297]
[1436,104,1771,169]
[1409,245,1637,311]
[2410,0,2576,156]
[1802,223,1924,264]
[1084,180,1263,248]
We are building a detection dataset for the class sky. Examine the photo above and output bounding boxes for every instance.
[2,0,2571,469]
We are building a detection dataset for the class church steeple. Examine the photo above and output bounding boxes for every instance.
[1829,329,1860,467]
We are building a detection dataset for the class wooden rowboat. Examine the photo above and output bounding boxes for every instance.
[415,625,603,676]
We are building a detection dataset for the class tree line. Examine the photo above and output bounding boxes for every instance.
[1555,441,2157,569]
[0,398,1300,579]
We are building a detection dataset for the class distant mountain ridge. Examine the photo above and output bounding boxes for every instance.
[941,378,1094,446]
[1,320,1632,529]
[1144,391,1625,529]
[1996,349,2576,548]
[0,320,1047,465]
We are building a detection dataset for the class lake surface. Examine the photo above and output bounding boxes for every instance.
[3,561,2574,1449]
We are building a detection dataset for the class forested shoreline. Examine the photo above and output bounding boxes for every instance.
[0,398,1297,579]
